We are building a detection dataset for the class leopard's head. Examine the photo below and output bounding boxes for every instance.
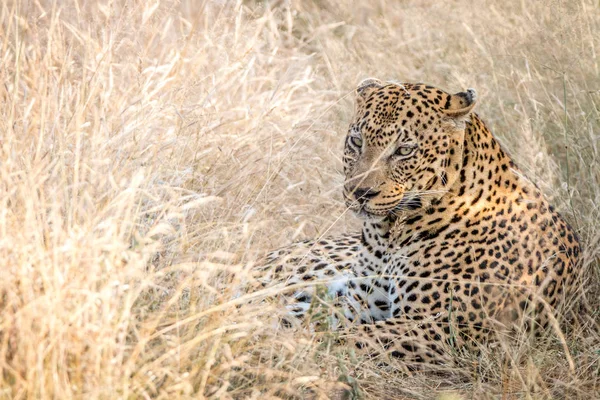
[343,79,477,219]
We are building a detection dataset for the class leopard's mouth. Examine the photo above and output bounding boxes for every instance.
[345,195,422,219]
[345,199,393,219]
[355,207,387,219]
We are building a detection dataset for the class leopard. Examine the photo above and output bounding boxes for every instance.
[256,78,581,366]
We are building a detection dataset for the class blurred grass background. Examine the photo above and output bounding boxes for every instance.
[1,0,599,398]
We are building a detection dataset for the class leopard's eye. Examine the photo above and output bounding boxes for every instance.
[350,136,363,148]
[394,145,416,157]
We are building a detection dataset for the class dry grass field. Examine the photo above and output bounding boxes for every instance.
[1,0,599,398]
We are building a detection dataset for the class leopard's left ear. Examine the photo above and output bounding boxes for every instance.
[356,78,384,104]
[443,88,477,118]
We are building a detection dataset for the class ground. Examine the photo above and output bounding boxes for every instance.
[0,1,599,399]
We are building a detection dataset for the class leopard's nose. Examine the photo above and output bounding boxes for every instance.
[353,187,380,204]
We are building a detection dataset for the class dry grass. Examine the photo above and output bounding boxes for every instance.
[1,0,599,398]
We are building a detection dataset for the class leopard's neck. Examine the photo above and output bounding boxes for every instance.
[360,216,395,254]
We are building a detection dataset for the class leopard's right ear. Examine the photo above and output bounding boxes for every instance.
[443,88,477,119]
[356,78,383,105]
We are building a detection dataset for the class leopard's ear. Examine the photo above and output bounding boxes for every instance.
[443,88,477,118]
[356,78,383,104]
